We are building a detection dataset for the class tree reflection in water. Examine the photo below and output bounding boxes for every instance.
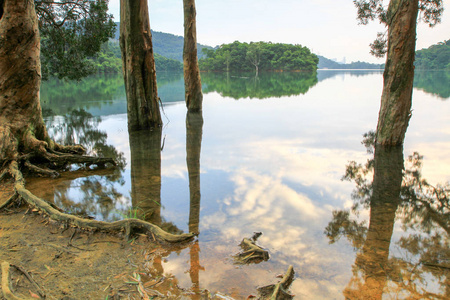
[186,111,204,299]
[26,109,127,220]
[325,133,449,299]
[201,71,318,100]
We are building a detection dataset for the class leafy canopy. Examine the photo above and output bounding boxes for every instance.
[353,0,444,57]
[35,0,116,80]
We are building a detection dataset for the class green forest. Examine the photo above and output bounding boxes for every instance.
[415,40,450,70]
[317,55,384,69]
[199,41,318,72]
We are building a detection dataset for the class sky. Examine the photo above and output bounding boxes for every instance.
[108,0,450,64]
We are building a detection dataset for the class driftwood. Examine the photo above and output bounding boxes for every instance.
[233,233,269,265]
[257,265,295,300]
[1,161,195,244]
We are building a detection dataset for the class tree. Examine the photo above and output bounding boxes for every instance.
[247,42,262,76]
[183,0,203,113]
[120,0,162,130]
[0,0,115,178]
[354,0,444,146]
[0,0,193,252]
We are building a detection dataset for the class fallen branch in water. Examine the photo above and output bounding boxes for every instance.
[257,265,295,300]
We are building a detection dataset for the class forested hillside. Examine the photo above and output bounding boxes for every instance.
[199,41,318,72]
[317,55,384,69]
[415,40,450,70]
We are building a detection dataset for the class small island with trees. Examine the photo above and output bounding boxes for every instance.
[199,41,319,73]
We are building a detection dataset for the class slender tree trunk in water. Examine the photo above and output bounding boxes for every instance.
[376,0,419,146]
[183,0,203,112]
[120,0,161,131]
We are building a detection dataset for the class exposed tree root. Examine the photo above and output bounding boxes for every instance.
[1,161,195,244]
[257,265,295,300]
[233,234,269,265]
[1,261,33,300]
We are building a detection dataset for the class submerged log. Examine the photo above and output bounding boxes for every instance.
[233,233,269,265]
[257,265,295,300]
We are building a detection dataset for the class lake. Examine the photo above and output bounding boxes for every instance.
[29,70,449,299]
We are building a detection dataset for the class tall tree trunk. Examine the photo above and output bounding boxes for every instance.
[183,0,203,112]
[0,0,50,163]
[120,0,162,131]
[376,0,419,146]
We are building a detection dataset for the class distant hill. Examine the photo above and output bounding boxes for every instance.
[113,23,213,61]
[415,40,450,70]
[318,55,383,69]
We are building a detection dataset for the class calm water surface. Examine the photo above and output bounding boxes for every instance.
[29,70,450,299]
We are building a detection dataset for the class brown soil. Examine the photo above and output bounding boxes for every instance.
[0,185,198,300]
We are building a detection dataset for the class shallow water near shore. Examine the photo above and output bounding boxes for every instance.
[22,70,450,298]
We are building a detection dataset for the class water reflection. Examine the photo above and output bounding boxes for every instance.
[325,136,450,299]
[186,111,204,299]
[27,109,127,219]
[201,71,318,99]
[414,70,450,100]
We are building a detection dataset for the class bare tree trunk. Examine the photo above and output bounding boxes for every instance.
[120,0,162,131]
[0,0,49,163]
[183,0,203,113]
[376,0,419,146]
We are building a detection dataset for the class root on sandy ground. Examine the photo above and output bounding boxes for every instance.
[1,160,195,244]
[2,260,45,300]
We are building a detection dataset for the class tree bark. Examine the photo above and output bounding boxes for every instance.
[0,0,48,163]
[120,0,162,131]
[183,0,203,113]
[376,0,419,146]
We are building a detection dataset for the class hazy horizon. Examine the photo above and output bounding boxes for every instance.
[108,0,449,64]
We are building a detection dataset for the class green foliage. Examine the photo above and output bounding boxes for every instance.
[36,0,116,80]
[202,71,318,99]
[66,38,183,75]
[199,41,318,72]
[317,55,384,69]
[353,0,444,57]
[112,23,212,62]
[415,40,450,70]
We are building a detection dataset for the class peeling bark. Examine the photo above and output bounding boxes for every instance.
[183,0,203,112]
[376,0,419,146]
[120,0,162,130]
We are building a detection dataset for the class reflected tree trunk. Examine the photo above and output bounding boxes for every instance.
[187,111,204,299]
[376,0,419,146]
[344,145,404,299]
[129,128,162,225]
[120,0,162,130]
[183,0,203,112]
